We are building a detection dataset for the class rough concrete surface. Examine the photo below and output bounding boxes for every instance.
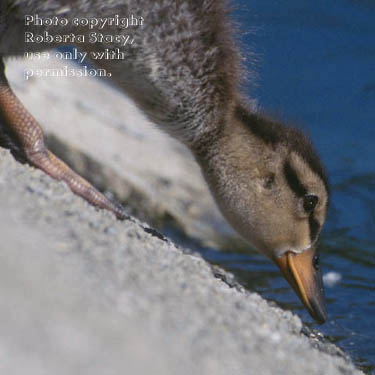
[0,58,363,374]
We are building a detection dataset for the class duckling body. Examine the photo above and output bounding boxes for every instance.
[0,0,329,322]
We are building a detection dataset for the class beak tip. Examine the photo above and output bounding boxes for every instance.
[310,300,327,325]
[273,249,327,324]
[312,311,326,325]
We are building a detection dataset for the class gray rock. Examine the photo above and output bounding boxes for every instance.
[0,58,363,374]
[0,149,362,375]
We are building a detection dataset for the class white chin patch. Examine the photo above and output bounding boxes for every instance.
[275,245,312,258]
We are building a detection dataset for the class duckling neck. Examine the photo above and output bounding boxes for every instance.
[191,102,251,163]
[189,103,265,242]
[191,102,256,193]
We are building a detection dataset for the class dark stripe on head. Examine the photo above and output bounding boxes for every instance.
[309,215,320,243]
[283,160,307,197]
[235,105,281,146]
[283,160,321,243]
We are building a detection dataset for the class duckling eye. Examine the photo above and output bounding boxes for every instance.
[303,194,318,213]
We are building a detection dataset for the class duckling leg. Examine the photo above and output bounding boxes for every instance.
[0,58,127,220]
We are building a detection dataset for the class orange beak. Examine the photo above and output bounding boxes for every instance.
[273,247,326,324]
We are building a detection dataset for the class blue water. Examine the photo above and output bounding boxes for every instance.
[228,0,375,371]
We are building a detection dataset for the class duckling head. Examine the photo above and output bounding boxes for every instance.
[195,104,330,323]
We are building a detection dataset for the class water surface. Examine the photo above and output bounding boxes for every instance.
[225,1,374,372]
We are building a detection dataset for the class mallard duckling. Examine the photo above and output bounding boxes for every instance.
[0,0,329,323]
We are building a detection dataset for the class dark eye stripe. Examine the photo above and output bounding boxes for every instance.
[283,160,321,243]
[283,160,307,197]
